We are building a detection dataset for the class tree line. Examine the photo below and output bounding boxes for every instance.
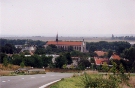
[86,41,131,54]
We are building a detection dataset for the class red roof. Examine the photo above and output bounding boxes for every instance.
[94,51,107,57]
[46,41,82,46]
[110,54,120,60]
[94,57,108,65]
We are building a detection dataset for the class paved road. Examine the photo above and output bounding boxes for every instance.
[0,72,73,88]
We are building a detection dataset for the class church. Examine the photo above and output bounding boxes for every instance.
[44,34,86,52]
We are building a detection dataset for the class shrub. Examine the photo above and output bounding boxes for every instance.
[82,73,118,88]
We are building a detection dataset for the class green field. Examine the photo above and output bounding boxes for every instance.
[50,73,135,88]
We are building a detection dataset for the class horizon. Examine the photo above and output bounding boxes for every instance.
[1,34,135,37]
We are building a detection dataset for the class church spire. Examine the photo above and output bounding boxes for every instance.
[56,33,58,42]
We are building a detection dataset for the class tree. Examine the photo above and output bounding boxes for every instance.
[107,50,113,58]
[119,64,125,74]
[35,46,46,55]
[55,55,67,68]
[88,45,97,52]
[78,59,91,70]
[41,55,52,67]
[32,55,43,68]
[20,61,25,68]
[3,57,8,67]
[110,61,117,75]
[65,52,72,64]
[0,53,7,63]
[11,54,22,65]
[124,47,135,62]
[102,62,109,72]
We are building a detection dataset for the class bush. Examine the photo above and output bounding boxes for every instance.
[82,73,118,88]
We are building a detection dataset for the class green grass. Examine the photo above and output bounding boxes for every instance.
[50,73,101,88]
[50,72,135,88]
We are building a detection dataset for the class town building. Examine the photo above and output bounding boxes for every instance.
[15,41,36,55]
[44,34,86,52]
[110,53,121,60]
[94,57,109,66]
[94,51,107,57]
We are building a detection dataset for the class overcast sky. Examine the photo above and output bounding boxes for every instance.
[1,0,135,37]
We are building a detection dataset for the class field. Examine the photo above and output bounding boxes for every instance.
[50,72,135,88]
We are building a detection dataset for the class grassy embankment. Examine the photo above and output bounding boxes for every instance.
[0,64,46,76]
[50,72,135,88]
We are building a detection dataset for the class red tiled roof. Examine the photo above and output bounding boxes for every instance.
[46,41,82,46]
[110,54,120,60]
[94,51,107,56]
[94,57,108,65]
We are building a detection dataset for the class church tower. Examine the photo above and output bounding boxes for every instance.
[56,33,58,42]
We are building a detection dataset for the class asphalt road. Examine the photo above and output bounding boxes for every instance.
[0,72,73,88]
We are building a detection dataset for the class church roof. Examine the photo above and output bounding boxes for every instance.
[46,41,83,46]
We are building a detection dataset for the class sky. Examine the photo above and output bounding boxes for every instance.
[1,0,135,37]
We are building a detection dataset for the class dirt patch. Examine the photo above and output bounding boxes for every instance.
[0,71,13,76]
[0,64,20,70]
[129,76,135,88]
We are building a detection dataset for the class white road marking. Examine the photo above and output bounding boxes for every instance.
[39,79,61,88]
[2,81,6,82]
[41,76,45,77]
[31,77,35,78]
[21,78,24,79]
[8,80,10,81]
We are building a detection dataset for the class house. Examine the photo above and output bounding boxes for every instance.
[94,51,107,57]
[94,57,109,70]
[44,34,86,52]
[110,53,121,60]
[94,57,109,66]
[15,42,36,55]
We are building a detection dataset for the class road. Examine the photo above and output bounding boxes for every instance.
[0,72,73,88]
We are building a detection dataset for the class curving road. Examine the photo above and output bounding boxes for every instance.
[0,72,73,88]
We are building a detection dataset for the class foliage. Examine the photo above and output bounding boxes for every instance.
[0,39,46,47]
[0,53,7,63]
[62,64,67,69]
[64,52,72,64]
[41,55,52,67]
[102,62,109,72]
[3,57,8,67]
[123,47,135,62]
[3,54,53,68]
[35,46,46,55]
[55,55,67,68]
[86,41,131,54]
[0,44,16,54]
[20,61,25,68]
[77,59,91,70]
[110,61,117,75]
[82,73,118,88]
[107,50,113,58]
[51,72,131,88]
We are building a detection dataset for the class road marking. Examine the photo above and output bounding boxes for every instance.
[51,75,54,76]
[31,77,35,78]
[8,80,10,81]
[39,79,61,88]
[2,81,6,82]
[41,76,45,77]
[21,78,24,79]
